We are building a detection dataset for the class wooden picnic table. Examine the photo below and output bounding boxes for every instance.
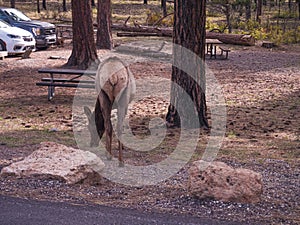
[206,38,223,59]
[36,68,96,101]
[205,38,231,59]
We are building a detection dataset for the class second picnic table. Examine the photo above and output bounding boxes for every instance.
[205,38,231,59]
[36,68,96,101]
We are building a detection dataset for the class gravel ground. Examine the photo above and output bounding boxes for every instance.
[0,158,299,224]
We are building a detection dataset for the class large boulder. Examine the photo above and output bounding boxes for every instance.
[188,160,263,203]
[1,142,105,184]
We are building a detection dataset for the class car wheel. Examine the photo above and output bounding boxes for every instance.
[0,40,6,51]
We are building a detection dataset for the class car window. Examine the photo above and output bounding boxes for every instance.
[0,20,10,28]
[4,9,31,22]
[0,10,9,23]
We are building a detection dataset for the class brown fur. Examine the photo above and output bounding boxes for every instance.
[84,57,135,167]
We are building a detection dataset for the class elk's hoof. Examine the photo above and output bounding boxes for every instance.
[119,161,125,167]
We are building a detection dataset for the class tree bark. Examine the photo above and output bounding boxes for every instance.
[62,0,67,12]
[42,0,47,10]
[297,0,300,20]
[245,0,251,21]
[37,0,40,13]
[91,0,96,8]
[96,0,113,49]
[66,0,98,69]
[166,0,208,129]
[256,0,262,23]
[10,0,15,8]
[161,0,167,17]
[225,3,233,33]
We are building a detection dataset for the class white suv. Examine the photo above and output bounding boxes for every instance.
[0,20,35,55]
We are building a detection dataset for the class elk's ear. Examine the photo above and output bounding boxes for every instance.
[84,106,92,118]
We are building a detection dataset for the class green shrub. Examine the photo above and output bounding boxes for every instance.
[146,10,173,27]
[273,11,298,19]
[206,19,228,33]
[266,25,300,44]
[229,19,300,44]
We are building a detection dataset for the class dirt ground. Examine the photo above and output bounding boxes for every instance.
[0,41,299,224]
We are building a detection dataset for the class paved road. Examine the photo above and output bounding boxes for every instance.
[0,195,239,225]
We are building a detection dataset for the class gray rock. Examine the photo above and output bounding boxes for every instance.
[188,160,263,203]
[1,142,105,184]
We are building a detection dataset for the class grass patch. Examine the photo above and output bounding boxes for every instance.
[0,129,76,148]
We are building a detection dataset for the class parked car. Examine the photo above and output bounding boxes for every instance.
[0,7,56,49]
[0,20,35,55]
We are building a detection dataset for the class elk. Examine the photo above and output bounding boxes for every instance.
[84,57,136,167]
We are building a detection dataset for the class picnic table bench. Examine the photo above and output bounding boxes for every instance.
[36,68,96,101]
[219,46,231,59]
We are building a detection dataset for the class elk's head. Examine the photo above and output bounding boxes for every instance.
[84,106,104,147]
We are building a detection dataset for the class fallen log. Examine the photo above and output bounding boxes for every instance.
[114,44,171,60]
[206,32,255,46]
[112,24,173,36]
[112,24,255,46]
[117,32,167,37]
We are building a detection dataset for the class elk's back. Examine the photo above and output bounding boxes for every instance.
[96,57,130,103]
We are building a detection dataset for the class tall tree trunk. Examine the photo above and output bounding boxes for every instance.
[225,3,233,33]
[10,0,15,8]
[144,0,148,4]
[96,0,113,49]
[161,0,167,17]
[37,0,40,13]
[297,0,300,19]
[42,0,47,10]
[288,0,292,13]
[245,0,252,21]
[66,0,98,69]
[166,0,208,129]
[62,0,67,12]
[256,0,262,23]
[91,0,96,8]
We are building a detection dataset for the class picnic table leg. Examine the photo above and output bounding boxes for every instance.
[210,45,214,59]
[213,45,217,59]
[209,44,217,59]
[47,73,55,101]
[48,86,55,101]
[210,43,213,58]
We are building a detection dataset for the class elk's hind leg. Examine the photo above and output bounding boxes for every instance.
[94,97,105,141]
[99,91,113,160]
[117,106,127,167]
[116,93,129,167]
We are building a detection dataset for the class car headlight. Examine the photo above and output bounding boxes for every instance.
[32,27,41,36]
[7,34,21,39]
